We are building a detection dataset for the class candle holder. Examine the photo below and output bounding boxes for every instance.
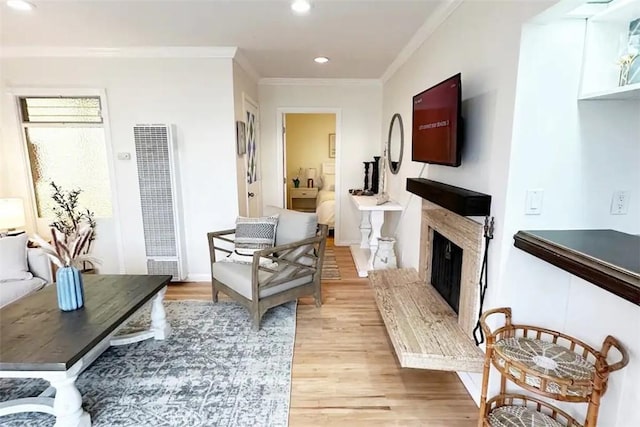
[371,156,380,194]
[363,162,370,190]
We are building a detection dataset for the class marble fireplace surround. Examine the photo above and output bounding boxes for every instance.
[418,199,484,339]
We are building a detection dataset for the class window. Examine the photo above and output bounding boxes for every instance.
[19,96,113,218]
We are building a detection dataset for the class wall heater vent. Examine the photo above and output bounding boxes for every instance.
[134,124,187,281]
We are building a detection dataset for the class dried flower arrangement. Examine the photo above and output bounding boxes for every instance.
[32,225,100,269]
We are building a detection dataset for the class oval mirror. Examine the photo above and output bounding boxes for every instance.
[387,113,404,175]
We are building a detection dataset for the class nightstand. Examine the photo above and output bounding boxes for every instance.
[289,187,318,212]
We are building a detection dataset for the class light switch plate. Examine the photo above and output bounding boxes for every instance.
[525,189,543,215]
[117,152,131,160]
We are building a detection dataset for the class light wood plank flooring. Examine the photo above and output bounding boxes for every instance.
[166,238,479,426]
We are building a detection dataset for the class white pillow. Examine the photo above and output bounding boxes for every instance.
[219,215,279,268]
[0,234,33,282]
[321,174,335,191]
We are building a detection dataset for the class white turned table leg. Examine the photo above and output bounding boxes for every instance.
[151,286,171,340]
[110,285,171,346]
[51,375,90,427]
[359,212,372,248]
[368,211,385,270]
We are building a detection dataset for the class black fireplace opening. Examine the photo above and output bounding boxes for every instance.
[431,231,463,314]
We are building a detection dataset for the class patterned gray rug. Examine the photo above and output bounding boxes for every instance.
[0,301,296,426]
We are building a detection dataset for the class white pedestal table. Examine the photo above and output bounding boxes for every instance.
[349,195,403,277]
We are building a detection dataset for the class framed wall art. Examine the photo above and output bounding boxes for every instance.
[328,133,336,158]
[236,121,246,155]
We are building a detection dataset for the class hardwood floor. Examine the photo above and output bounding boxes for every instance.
[166,239,479,426]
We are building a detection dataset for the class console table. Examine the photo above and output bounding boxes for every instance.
[349,195,402,277]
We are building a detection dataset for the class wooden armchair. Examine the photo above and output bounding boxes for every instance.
[207,208,328,330]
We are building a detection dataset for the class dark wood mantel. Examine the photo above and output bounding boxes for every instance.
[514,229,640,306]
[406,178,491,217]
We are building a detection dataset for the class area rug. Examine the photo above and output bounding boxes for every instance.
[322,246,341,280]
[0,301,296,427]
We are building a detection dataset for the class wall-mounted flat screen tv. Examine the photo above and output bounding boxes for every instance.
[412,73,462,167]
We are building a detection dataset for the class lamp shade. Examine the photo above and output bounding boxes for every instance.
[306,168,317,180]
[0,198,26,230]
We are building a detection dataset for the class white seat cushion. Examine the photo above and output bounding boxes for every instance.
[0,277,46,308]
[211,262,312,300]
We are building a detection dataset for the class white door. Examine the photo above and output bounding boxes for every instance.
[244,95,262,217]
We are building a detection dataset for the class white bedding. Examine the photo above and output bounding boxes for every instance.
[316,189,335,227]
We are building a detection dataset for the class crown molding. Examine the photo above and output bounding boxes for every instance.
[381,0,464,83]
[233,49,261,82]
[259,78,382,87]
[0,46,238,59]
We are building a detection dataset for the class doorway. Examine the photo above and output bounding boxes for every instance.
[278,109,340,240]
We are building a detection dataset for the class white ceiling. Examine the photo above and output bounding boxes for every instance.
[0,0,444,78]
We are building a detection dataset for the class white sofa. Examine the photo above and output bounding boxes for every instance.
[0,236,52,308]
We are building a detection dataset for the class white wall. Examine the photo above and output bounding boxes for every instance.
[233,60,259,217]
[499,19,640,426]
[382,0,551,290]
[258,82,382,245]
[0,57,238,279]
[384,3,638,424]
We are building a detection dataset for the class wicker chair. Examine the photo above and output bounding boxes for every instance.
[207,207,328,330]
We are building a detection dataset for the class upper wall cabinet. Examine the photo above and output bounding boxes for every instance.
[580,0,640,100]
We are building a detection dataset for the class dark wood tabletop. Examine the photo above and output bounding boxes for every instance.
[514,230,640,306]
[0,274,171,372]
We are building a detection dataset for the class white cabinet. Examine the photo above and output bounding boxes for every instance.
[580,0,640,100]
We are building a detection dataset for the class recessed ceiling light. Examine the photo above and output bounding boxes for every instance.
[314,56,329,64]
[291,0,311,15]
[6,0,35,11]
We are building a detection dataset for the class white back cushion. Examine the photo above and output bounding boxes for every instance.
[263,206,317,245]
[0,234,33,282]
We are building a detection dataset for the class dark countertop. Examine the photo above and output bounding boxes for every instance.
[514,229,640,306]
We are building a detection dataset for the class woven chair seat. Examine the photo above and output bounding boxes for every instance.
[494,337,595,397]
[488,405,565,427]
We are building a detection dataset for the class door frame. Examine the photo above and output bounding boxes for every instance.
[276,107,342,244]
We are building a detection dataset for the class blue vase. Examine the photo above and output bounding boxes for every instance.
[56,266,85,311]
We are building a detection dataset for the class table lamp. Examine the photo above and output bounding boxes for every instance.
[306,168,317,188]
[0,198,26,236]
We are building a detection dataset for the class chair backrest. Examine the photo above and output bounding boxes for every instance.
[263,206,318,246]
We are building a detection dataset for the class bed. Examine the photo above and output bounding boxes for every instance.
[316,162,335,229]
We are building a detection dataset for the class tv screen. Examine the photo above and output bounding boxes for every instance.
[412,73,462,167]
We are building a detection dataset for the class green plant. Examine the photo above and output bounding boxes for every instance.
[49,181,96,243]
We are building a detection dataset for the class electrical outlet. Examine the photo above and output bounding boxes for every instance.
[610,191,629,215]
[117,152,131,160]
[525,189,544,215]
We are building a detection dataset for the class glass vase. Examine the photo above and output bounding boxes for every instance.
[56,266,85,311]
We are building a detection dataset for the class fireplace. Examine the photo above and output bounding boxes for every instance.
[419,199,484,339]
[431,231,463,314]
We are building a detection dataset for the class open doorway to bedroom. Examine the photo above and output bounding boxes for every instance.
[281,112,337,237]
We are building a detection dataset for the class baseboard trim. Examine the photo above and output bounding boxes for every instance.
[334,239,360,247]
[185,274,210,283]
[457,371,480,407]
